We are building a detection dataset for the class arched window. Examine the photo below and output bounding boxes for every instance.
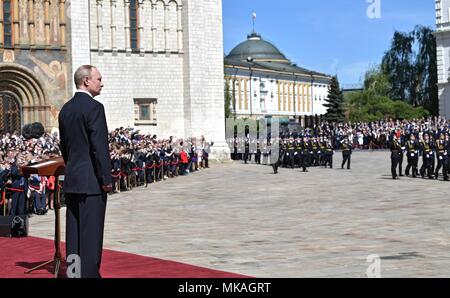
[3,0,13,48]
[129,0,139,50]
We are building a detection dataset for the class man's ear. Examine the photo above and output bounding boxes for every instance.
[83,76,90,87]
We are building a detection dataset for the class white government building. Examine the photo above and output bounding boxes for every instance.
[436,0,450,118]
[70,0,229,159]
[224,31,332,127]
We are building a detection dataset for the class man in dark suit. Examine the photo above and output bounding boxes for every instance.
[58,65,112,278]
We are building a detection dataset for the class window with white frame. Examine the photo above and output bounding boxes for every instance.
[134,98,157,125]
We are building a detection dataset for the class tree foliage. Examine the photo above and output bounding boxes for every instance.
[224,80,232,119]
[344,65,429,122]
[323,76,345,122]
[381,25,438,115]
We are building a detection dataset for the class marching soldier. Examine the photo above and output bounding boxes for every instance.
[434,132,449,180]
[311,136,319,166]
[390,135,402,179]
[405,134,419,178]
[271,138,283,174]
[420,133,434,179]
[280,138,288,168]
[301,135,311,172]
[341,137,352,170]
[306,136,314,167]
[255,140,261,164]
[294,137,302,168]
[398,130,406,176]
[323,137,334,168]
[286,137,296,169]
[243,137,250,164]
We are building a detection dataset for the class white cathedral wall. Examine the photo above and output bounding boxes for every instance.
[91,53,186,137]
[435,29,450,118]
[436,0,450,119]
[69,0,92,93]
[182,0,229,160]
[87,0,186,137]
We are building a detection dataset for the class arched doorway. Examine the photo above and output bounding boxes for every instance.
[0,64,50,132]
[0,92,21,133]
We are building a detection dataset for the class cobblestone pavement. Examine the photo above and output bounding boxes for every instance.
[29,151,450,277]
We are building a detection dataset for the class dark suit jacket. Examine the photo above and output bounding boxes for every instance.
[58,92,112,195]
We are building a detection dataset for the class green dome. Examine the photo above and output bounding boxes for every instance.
[226,32,289,63]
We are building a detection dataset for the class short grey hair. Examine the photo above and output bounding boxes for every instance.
[74,65,96,88]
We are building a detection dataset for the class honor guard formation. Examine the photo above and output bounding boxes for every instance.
[231,117,450,182]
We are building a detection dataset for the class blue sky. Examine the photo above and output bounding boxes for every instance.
[222,0,435,87]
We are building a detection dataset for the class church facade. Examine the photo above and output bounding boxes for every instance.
[224,32,332,127]
[0,0,70,133]
[1,0,229,159]
[436,0,450,118]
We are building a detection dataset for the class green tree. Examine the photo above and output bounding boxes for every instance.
[414,26,438,116]
[363,65,391,97]
[224,80,232,119]
[381,31,414,102]
[344,89,429,122]
[323,76,345,122]
[381,25,438,115]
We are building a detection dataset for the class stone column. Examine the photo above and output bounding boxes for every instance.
[110,0,117,52]
[124,0,131,53]
[28,0,35,46]
[151,1,155,52]
[13,0,20,46]
[177,3,182,53]
[69,0,91,94]
[182,0,230,162]
[96,0,103,52]
[0,0,4,47]
[44,0,50,46]
[138,0,144,53]
[164,3,168,52]
[59,0,65,47]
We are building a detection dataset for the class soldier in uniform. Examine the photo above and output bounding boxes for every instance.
[286,137,296,169]
[390,134,402,179]
[341,136,352,170]
[255,140,262,164]
[420,133,434,179]
[323,137,334,168]
[300,135,310,172]
[405,134,419,178]
[243,137,250,164]
[311,136,319,166]
[271,138,283,174]
[306,135,314,167]
[397,130,406,176]
[294,136,302,168]
[434,132,449,180]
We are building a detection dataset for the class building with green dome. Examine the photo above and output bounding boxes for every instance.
[225,32,332,126]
